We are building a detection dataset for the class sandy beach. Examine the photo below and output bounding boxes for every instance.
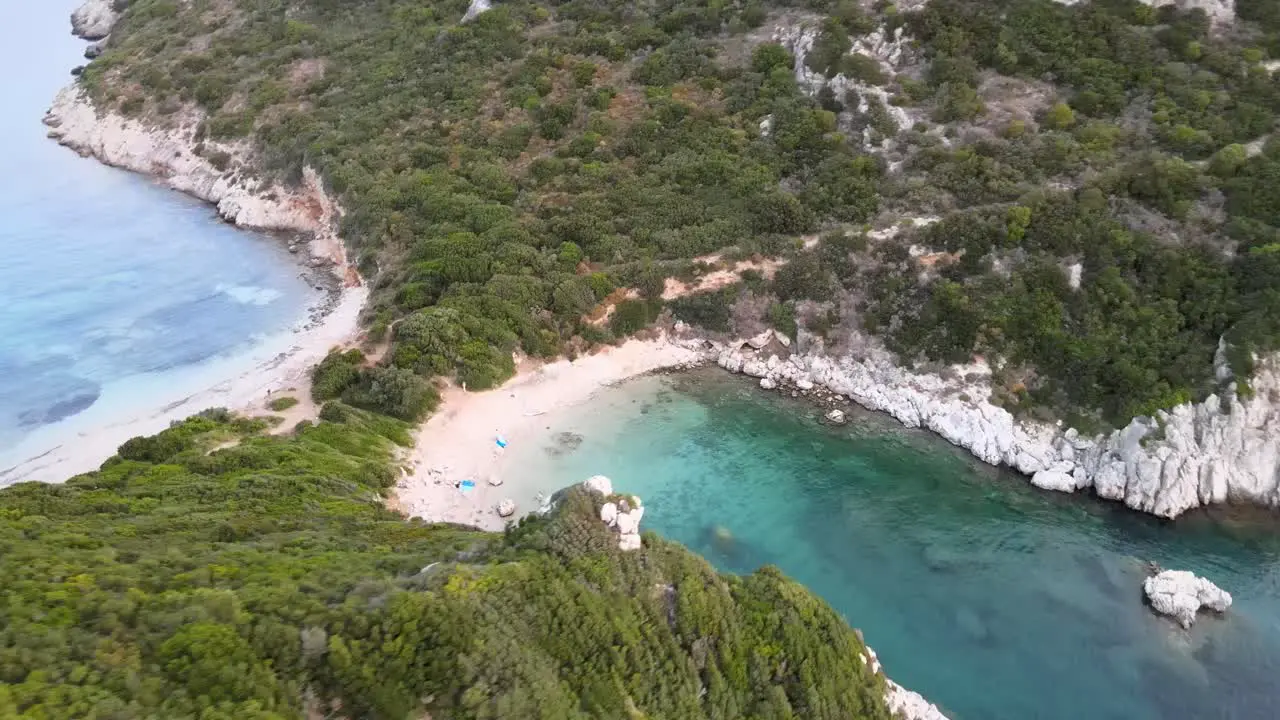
[0,285,367,485]
[395,334,705,530]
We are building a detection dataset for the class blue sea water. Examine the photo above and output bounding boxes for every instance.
[506,368,1280,720]
[0,3,317,479]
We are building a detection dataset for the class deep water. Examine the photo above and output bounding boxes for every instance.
[507,368,1280,720]
[0,3,316,474]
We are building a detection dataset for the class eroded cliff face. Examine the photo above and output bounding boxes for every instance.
[713,331,1280,519]
[43,86,355,284]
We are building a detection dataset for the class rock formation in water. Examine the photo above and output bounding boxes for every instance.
[1143,570,1233,628]
[710,331,1280,519]
[43,87,353,283]
[70,0,119,41]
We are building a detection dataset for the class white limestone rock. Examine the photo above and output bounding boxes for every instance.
[615,507,643,535]
[583,475,613,496]
[760,377,777,390]
[461,0,491,22]
[742,359,770,378]
[747,330,774,350]
[43,87,351,275]
[71,0,119,41]
[600,501,618,526]
[794,337,1280,518]
[887,680,951,720]
[825,408,847,425]
[1143,570,1232,628]
[496,499,516,518]
[1031,467,1076,493]
[618,533,643,552]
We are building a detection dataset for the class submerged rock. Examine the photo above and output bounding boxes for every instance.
[825,408,847,425]
[1143,570,1232,629]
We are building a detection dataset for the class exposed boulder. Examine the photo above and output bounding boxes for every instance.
[1030,464,1078,493]
[71,0,119,40]
[1143,570,1232,628]
[496,498,516,518]
[825,408,847,425]
[84,39,108,60]
[583,475,613,496]
[585,476,644,551]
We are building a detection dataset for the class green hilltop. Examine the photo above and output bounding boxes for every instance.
[0,408,890,719]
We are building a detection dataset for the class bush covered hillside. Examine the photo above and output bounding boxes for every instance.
[0,408,890,719]
[83,0,1280,429]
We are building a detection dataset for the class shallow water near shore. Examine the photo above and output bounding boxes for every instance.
[505,367,1280,720]
[0,3,317,477]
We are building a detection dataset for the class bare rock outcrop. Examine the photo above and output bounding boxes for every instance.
[717,333,1280,519]
[584,476,645,551]
[71,0,119,41]
[43,86,353,282]
[1143,570,1232,628]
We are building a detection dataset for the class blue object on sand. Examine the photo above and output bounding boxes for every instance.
[495,435,508,448]
[459,480,476,493]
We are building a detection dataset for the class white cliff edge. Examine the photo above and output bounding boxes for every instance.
[43,85,353,282]
[712,332,1280,519]
[862,645,951,720]
[1143,570,1232,628]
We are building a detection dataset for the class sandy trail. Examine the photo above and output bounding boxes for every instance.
[395,335,704,530]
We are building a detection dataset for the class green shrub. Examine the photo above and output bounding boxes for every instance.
[267,396,299,412]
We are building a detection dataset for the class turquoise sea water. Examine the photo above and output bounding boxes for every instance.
[0,3,316,477]
[506,368,1280,720]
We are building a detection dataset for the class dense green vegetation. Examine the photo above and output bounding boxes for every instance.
[0,410,890,719]
[853,0,1280,426]
[36,0,1280,714]
[81,0,1280,428]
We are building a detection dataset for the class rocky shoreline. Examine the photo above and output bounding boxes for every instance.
[692,325,1280,520]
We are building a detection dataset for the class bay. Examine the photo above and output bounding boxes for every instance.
[0,2,317,477]
[506,367,1280,720]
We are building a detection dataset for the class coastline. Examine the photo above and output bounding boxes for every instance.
[394,334,705,530]
[4,26,368,483]
[1,287,367,484]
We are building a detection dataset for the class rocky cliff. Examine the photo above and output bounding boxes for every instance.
[43,86,354,283]
[713,330,1280,519]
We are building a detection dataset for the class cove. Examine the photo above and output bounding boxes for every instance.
[505,367,1280,720]
[0,2,317,478]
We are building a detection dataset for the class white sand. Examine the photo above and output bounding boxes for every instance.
[0,286,367,485]
[395,335,705,530]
